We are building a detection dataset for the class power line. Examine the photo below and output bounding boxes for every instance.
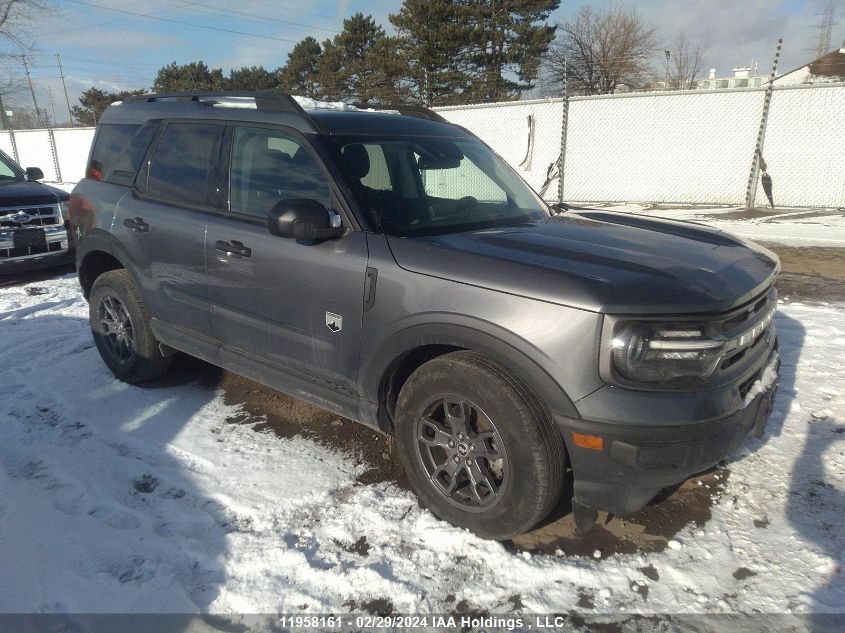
[144,0,341,35]
[39,0,212,37]
[238,0,338,22]
[62,0,310,44]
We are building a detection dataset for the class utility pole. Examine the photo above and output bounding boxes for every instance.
[48,86,57,127]
[816,0,835,59]
[664,50,671,90]
[21,55,44,128]
[56,53,74,126]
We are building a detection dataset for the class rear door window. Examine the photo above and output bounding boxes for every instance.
[88,123,158,185]
[146,122,222,208]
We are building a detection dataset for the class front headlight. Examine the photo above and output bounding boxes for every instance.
[59,200,69,220]
[601,302,776,389]
[607,321,723,385]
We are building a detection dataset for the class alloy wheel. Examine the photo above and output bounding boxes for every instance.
[414,395,509,512]
[97,295,136,365]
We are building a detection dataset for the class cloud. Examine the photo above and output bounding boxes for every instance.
[50,28,183,52]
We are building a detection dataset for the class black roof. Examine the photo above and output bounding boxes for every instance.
[100,92,471,138]
[307,110,470,137]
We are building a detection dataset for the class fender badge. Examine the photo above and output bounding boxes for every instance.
[326,312,342,333]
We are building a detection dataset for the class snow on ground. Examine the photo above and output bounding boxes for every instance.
[0,275,843,617]
[592,203,845,247]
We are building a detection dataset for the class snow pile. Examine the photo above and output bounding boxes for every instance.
[0,276,843,615]
[742,353,780,408]
[291,96,398,114]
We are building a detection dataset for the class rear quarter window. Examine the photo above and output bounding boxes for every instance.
[89,123,158,186]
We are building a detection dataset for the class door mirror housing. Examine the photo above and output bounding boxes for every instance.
[267,199,344,241]
[26,167,44,181]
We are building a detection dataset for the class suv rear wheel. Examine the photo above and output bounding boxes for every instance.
[89,270,172,383]
[395,351,565,540]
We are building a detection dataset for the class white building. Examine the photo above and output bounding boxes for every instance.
[698,65,765,90]
[775,42,845,85]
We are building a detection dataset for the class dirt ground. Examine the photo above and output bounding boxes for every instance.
[765,245,845,303]
[1,243,841,555]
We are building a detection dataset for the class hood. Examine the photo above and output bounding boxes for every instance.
[386,211,779,315]
[0,180,68,205]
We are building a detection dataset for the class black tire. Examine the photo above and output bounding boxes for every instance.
[89,269,171,384]
[395,351,565,540]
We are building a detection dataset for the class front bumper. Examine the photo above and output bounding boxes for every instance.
[558,350,779,516]
[0,226,75,275]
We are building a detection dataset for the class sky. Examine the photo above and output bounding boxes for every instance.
[1,0,842,122]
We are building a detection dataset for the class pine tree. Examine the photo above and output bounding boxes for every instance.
[389,0,474,106]
[316,13,389,101]
[279,36,323,98]
[463,0,560,102]
[152,61,226,93]
[224,66,278,91]
[71,88,147,126]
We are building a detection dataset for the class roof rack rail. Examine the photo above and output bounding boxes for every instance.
[351,102,448,123]
[121,91,305,114]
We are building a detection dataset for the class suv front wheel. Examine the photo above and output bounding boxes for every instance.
[395,351,566,540]
[89,269,172,384]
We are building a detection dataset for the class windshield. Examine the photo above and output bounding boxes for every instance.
[0,151,24,183]
[332,136,550,236]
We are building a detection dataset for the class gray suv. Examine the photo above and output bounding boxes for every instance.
[71,92,780,539]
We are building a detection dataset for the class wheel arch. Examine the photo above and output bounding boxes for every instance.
[78,249,128,299]
[362,323,580,433]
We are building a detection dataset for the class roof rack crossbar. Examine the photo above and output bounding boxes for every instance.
[121,91,305,114]
[351,102,448,123]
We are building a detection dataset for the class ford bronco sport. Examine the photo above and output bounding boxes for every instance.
[71,92,780,539]
[1,149,73,274]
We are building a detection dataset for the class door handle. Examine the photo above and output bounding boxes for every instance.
[123,217,149,232]
[215,239,252,258]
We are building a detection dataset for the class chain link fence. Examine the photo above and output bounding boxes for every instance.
[435,99,565,199]
[2,84,843,209]
[438,83,845,209]
[0,126,94,182]
[752,85,845,208]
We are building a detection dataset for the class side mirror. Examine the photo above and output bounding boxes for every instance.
[267,199,344,241]
[26,167,44,181]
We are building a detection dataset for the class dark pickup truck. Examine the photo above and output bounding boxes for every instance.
[0,149,72,274]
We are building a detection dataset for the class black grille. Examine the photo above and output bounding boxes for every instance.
[721,293,771,335]
[0,206,61,228]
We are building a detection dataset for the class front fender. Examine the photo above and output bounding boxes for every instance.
[360,319,581,421]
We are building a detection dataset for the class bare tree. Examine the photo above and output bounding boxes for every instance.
[0,1,53,47]
[545,4,658,95]
[668,34,706,90]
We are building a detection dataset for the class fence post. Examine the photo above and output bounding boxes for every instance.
[47,128,62,182]
[558,57,569,204]
[745,38,782,208]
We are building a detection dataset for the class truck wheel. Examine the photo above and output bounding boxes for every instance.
[395,351,565,540]
[89,269,171,384]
